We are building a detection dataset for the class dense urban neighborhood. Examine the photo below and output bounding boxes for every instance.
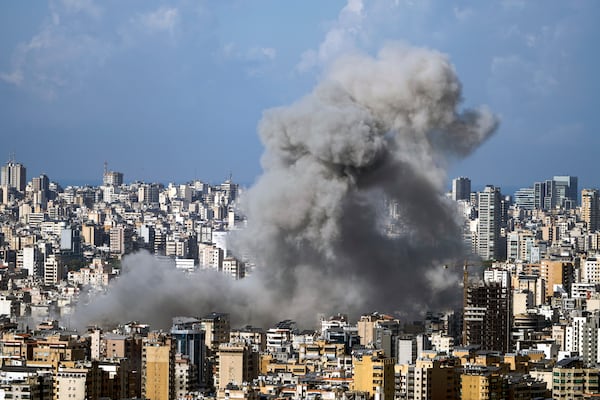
[1,160,600,399]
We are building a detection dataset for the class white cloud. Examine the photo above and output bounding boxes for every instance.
[138,6,179,34]
[296,0,365,72]
[0,70,24,86]
[0,4,112,98]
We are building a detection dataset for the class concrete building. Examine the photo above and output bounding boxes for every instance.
[54,366,88,400]
[396,356,460,400]
[452,177,471,201]
[565,312,600,366]
[1,160,26,193]
[514,187,535,210]
[540,260,574,300]
[142,333,175,400]
[460,365,507,400]
[43,254,63,285]
[103,168,124,186]
[477,185,502,260]
[552,358,599,398]
[352,350,395,400]
[464,281,511,353]
[582,188,600,233]
[222,257,245,280]
[171,317,206,389]
[553,175,578,208]
[216,343,259,390]
[109,226,133,256]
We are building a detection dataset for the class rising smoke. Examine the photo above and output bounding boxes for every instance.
[71,43,498,330]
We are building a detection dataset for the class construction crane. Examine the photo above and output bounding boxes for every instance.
[443,260,479,347]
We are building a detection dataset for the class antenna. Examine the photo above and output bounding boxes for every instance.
[104,161,108,175]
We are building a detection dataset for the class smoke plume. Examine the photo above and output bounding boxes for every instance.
[71,43,497,330]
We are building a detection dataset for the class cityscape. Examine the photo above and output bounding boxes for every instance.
[2,1,599,400]
[1,158,600,399]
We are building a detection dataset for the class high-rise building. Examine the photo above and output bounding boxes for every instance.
[540,260,574,301]
[1,160,26,192]
[138,183,161,204]
[582,189,600,233]
[43,254,63,285]
[544,179,556,210]
[513,188,535,210]
[464,280,511,353]
[201,313,231,355]
[110,226,133,256]
[533,181,546,210]
[477,186,502,260]
[31,174,49,193]
[553,175,578,208]
[171,317,206,389]
[452,177,471,201]
[60,228,81,255]
[565,312,600,366]
[142,333,175,400]
[200,312,230,390]
[103,163,124,186]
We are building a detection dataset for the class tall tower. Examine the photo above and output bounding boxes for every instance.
[1,159,26,192]
[581,189,600,233]
[554,175,578,208]
[171,317,206,389]
[452,177,471,201]
[464,279,511,353]
[142,333,175,400]
[477,186,501,260]
[533,181,546,210]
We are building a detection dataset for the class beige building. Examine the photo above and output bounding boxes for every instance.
[32,334,88,364]
[396,357,459,400]
[142,333,175,400]
[216,343,258,390]
[201,313,230,355]
[460,365,506,400]
[357,313,398,348]
[540,260,574,300]
[352,351,395,400]
[582,188,600,233]
[54,366,87,400]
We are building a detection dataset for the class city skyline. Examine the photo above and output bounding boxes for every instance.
[1,1,599,188]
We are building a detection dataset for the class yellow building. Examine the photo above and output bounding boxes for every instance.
[31,334,88,364]
[352,350,395,400]
[142,333,175,400]
[460,365,507,400]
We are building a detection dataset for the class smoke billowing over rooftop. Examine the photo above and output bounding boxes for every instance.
[71,43,498,330]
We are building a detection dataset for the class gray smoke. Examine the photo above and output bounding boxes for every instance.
[71,43,497,330]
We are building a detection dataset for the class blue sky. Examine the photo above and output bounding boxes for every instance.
[1,0,598,191]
